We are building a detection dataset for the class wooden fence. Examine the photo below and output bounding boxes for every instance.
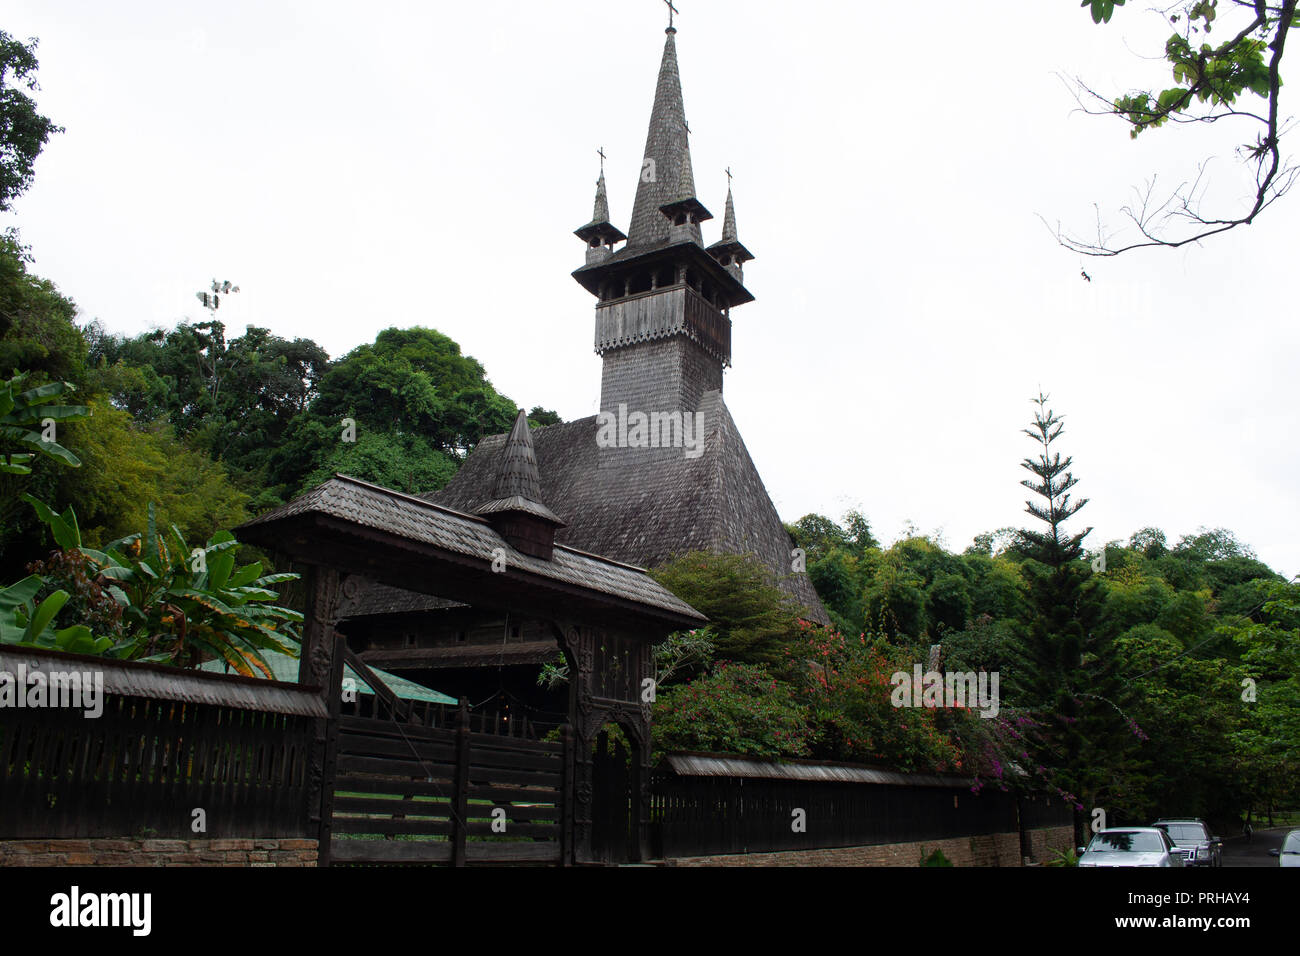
[0,645,323,840]
[650,760,1070,859]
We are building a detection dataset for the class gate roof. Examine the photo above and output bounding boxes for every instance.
[238,475,706,633]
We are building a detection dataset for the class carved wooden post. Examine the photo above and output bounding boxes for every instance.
[299,565,342,688]
[315,632,346,867]
[302,566,341,862]
[571,628,597,864]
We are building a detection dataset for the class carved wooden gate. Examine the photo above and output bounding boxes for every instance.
[557,624,654,864]
[590,730,633,864]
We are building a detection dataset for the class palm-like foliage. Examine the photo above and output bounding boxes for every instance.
[0,573,109,654]
[0,374,88,476]
[20,495,301,676]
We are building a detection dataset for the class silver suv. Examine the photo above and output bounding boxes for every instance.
[1153,818,1222,868]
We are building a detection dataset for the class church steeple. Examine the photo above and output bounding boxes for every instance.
[626,27,696,249]
[574,164,626,265]
[707,181,754,283]
[570,22,755,417]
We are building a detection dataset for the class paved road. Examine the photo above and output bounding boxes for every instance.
[1221,826,1293,868]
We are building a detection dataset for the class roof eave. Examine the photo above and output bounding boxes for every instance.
[571,239,755,306]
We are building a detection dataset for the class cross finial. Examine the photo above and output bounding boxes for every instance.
[597,146,606,172]
[683,119,691,135]
[725,166,733,187]
[664,0,679,30]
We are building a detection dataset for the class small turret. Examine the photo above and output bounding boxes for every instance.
[706,183,754,283]
[658,144,712,246]
[574,168,627,265]
[475,410,565,560]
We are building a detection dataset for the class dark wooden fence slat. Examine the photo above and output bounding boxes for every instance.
[451,699,470,867]
[330,818,455,837]
[334,775,457,799]
[0,686,319,841]
[333,795,454,817]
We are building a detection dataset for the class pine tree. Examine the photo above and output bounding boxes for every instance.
[1012,393,1133,847]
[1018,392,1091,569]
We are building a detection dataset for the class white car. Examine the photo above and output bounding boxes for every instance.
[1078,827,1186,867]
[1269,829,1300,867]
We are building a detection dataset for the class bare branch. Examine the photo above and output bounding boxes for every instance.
[1049,0,1297,255]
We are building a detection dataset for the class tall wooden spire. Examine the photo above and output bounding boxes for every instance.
[626,27,696,249]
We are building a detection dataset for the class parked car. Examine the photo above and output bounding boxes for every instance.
[1268,829,1300,867]
[1153,818,1222,868]
[1078,828,1186,867]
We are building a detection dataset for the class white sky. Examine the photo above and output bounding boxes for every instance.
[4,1,1297,576]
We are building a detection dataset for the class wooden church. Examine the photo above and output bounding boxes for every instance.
[340,21,829,713]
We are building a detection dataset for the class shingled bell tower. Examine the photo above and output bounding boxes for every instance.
[572,25,755,418]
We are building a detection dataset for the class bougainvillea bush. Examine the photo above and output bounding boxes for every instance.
[790,624,963,772]
[652,661,814,759]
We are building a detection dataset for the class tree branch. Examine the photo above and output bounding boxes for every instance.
[1049,0,1297,255]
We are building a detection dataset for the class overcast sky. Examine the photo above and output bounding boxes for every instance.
[5,1,1297,576]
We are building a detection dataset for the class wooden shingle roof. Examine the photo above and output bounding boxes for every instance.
[341,391,828,623]
[238,475,706,628]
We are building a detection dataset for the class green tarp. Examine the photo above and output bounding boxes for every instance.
[200,649,456,704]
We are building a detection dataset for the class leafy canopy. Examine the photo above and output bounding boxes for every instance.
[0,31,63,211]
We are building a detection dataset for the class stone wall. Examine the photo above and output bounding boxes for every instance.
[0,838,318,867]
[1028,825,1077,862]
[665,827,1075,867]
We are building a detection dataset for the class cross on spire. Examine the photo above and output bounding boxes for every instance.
[598,146,606,171]
[725,166,733,187]
[664,0,678,30]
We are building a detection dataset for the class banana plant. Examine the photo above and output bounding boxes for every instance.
[0,575,110,655]
[0,374,90,476]
[22,495,302,677]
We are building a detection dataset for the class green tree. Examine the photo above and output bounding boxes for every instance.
[90,319,330,489]
[0,233,84,380]
[1224,579,1300,821]
[301,428,458,496]
[1012,392,1131,844]
[1111,622,1248,821]
[268,326,538,500]
[0,31,63,212]
[651,551,807,667]
[862,546,930,640]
